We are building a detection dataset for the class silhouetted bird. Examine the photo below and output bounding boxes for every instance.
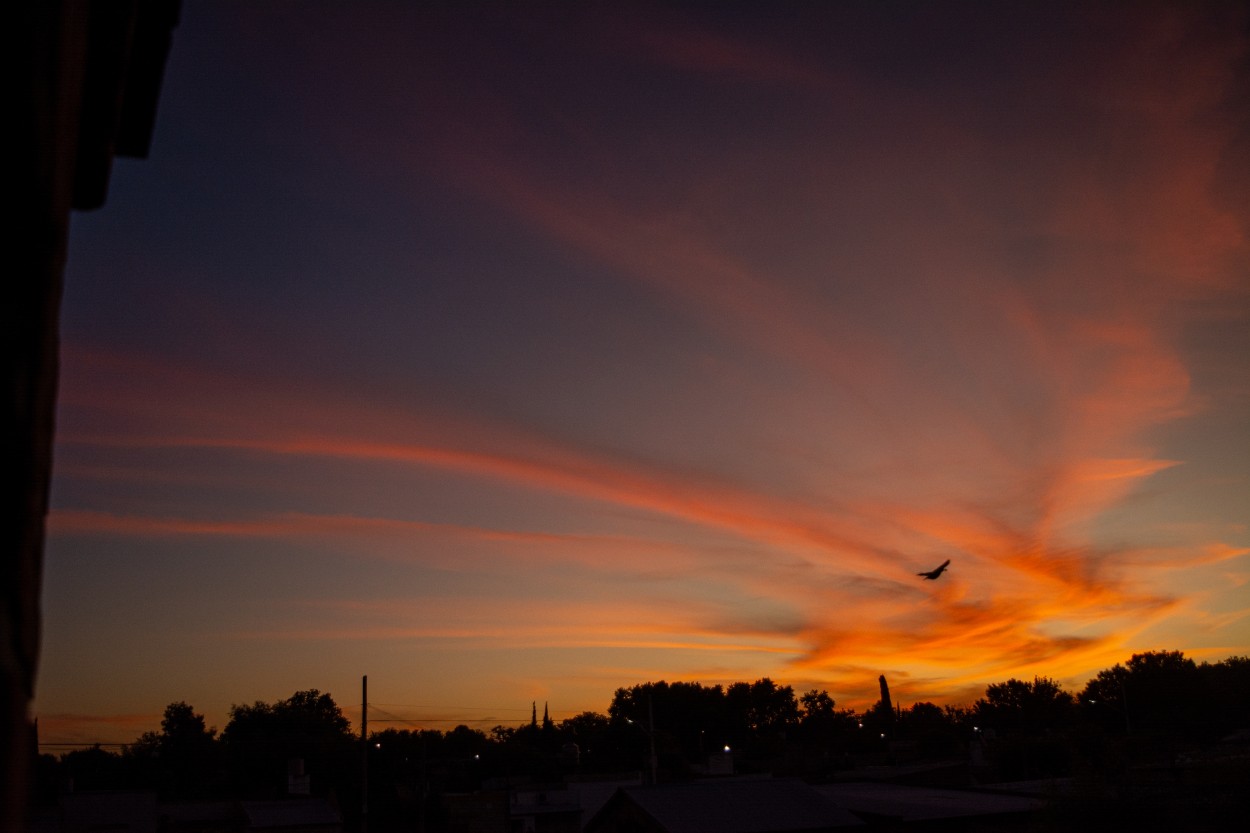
[917,559,951,580]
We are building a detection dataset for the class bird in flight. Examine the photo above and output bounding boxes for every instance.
[917,559,951,580]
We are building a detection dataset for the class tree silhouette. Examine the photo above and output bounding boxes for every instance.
[726,678,800,737]
[976,676,1073,736]
[799,689,836,721]
[59,745,128,791]
[126,701,219,797]
[36,649,1250,814]
[612,681,719,771]
[1080,651,1204,742]
[220,689,355,798]
[792,690,859,774]
[1199,654,1250,739]
[557,711,623,771]
[974,677,1074,778]
[898,702,962,759]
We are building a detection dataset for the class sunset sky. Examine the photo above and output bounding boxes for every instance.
[38,1,1249,746]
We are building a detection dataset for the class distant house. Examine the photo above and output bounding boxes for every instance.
[584,779,865,833]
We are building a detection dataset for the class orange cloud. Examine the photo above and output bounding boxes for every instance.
[52,341,1225,707]
[44,4,1248,721]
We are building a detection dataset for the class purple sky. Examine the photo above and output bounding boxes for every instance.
[38,1,1249,745]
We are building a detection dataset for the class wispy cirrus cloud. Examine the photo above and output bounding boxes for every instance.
[52,341,1207,700]
[43,2,1248,726]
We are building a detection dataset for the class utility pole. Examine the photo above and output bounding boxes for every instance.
[362,675,368,833]
[1118,672,1132,736]
[648,693,658,786]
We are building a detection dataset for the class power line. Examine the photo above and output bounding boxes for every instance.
[369,703,531,712]
[366,706,513,729]
[37,703,555,748]
[369,716,509,722]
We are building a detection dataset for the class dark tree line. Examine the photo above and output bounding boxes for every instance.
[34,651,1250,827]
[41,690,361,805]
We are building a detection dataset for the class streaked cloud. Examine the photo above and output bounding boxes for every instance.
[39,2,1248,733]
